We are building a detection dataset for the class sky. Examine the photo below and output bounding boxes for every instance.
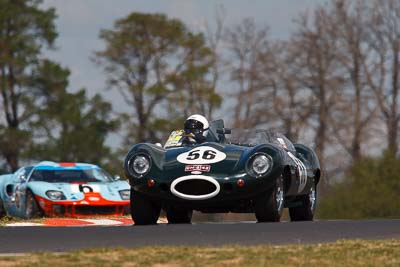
[41,0,327,98]
[40,0,327,147]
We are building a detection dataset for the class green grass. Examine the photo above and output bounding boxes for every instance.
[0,239,399,267]
[0,215,44,226]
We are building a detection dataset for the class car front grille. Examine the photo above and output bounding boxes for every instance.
[74,205,117,215]
[175,179,217,196]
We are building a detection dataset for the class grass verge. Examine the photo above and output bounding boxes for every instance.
[0,215,45,226]
[0,239,399,267]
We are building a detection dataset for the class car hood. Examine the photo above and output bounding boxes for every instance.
[160,143,251,176]
[28,180,130,201]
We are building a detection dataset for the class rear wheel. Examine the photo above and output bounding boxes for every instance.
[25,190,43,219]
[253,175,284,222]
[130,188,161,225]
[166,207,192,224]
[289,183,317,221]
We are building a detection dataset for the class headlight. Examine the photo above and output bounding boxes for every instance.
[45,190,66,200]
[119,189,130,200]
[248,154,272,177]
[129,154,151,177]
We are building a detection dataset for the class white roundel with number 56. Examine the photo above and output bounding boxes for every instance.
[177,146,226,164]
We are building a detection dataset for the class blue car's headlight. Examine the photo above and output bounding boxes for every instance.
[247,153,272,177]
[119,189,131,200]
[45,190,66,200]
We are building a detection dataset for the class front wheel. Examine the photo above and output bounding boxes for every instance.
[166,207,192,224]
[0,198,6,218]
[253,175,285,222]
[289,183,317,221]
[130,188,161,225]
[25,190,43,219]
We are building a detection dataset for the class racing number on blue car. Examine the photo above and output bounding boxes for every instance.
[79,184,94,193]
[186,150,216,161]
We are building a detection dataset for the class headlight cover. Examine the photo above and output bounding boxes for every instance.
[119,189,131,200]
[248,153,272,177]
[129,154,151,177]
[46,190,66,200]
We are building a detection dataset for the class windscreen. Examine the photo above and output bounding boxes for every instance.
[164,130,184,148]
[29,169,114,183]
[227,129,296,151]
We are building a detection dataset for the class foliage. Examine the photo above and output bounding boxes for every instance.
[0,0,57,171]
[317,152,400,219]
[25,60,121,174]
[95,12,221,145]
[0,1,121,173]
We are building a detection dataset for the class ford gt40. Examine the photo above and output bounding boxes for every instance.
[0,161,130,218]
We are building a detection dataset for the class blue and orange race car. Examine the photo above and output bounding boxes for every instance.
[0,161,130,218]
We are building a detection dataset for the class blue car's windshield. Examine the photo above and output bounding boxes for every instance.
[29,169,114,183]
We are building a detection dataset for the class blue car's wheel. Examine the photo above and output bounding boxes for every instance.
[0,198,5,218]
[253,174,285,222]
[25,190,43,219]
[289,183,317,221]
[131,188,161,225]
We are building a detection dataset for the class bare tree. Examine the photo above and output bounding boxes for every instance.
[224,18,274,128]
[365,0,400,155]
[259,41,315,141]
[326,0,378,161]
[204,5,226,120]
[290,6,345,170]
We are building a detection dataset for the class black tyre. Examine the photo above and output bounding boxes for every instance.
[0,198,6,218]
[289,183,317,221]
[130,188,161,225]
[25,190,43,219]
[166,207,193,224]
[253,175,285,222]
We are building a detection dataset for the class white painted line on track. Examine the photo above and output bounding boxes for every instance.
[5,222,44,227]
[82,219,123,225]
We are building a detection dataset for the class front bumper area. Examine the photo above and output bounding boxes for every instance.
[131,172,277,207]
[35,193,130,218]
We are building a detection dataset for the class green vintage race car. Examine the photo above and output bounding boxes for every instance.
[124,120,321,225]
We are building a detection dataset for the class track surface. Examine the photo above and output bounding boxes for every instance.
[0,219,399,253]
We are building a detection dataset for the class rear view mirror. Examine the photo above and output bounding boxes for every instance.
[216,128,232,135]
[113,175,121,181]
[19,175,26,183]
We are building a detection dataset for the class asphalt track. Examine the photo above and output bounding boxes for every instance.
[0,219,399,253]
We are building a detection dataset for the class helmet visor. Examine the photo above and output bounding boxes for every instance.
[184,119,204,135]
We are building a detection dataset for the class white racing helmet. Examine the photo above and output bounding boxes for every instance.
[183,114,209,144]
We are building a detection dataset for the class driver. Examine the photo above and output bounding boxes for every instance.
[182,114,209,145]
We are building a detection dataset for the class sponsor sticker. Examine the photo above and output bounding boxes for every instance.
[184,165,211,172]
[164,130,184,148]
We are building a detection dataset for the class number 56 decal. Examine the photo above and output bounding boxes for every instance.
[177,146,226,164]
